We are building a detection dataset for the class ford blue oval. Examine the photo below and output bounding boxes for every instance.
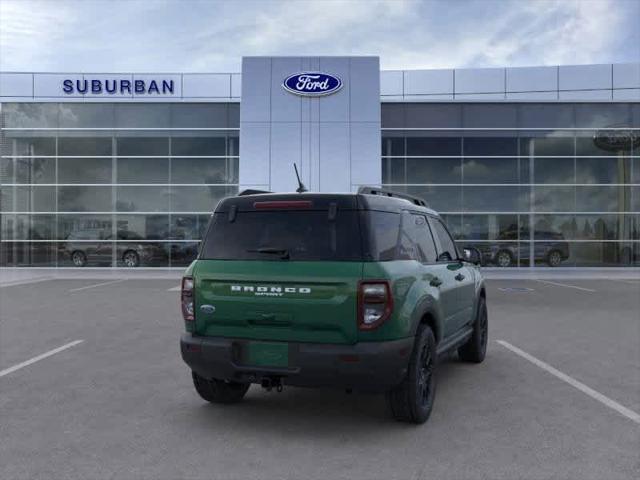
[282,72,343,96]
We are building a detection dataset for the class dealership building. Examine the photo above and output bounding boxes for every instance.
[1,56,639,268]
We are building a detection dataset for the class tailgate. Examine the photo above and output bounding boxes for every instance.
[194,260,363,344]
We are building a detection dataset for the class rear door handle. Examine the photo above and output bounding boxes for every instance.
[429,277,443,287]
[455,273,465,281]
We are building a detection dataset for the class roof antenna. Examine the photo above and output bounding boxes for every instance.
[293,163,308,193]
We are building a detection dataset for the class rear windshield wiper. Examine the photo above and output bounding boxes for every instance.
[246,247,290,260]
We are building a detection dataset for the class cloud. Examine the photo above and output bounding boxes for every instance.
[0,0,638,73]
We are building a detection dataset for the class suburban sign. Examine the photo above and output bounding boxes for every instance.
[282,72,343,96]
[62,78,176,95]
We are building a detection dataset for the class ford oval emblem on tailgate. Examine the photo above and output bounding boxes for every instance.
[282,72,343,96]
[200,304,216,314]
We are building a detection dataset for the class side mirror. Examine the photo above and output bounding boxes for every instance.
[463,247,482,266]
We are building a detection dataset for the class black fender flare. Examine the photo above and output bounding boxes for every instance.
[409,296,444,344]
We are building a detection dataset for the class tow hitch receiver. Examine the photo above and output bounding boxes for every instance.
[261,377,284,392]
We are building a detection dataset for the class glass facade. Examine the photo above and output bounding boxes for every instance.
[0,103,239,267]
[1,101,638,267]
[382,103,640,267]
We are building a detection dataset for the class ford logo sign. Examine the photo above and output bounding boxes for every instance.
[593,125,640,152]
[282,72,343,97]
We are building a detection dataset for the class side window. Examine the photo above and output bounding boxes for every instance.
[366,211,401,261]
[430,218,458,262]
[399,212,437,263]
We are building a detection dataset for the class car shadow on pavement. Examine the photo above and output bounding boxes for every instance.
[180,354,473,439]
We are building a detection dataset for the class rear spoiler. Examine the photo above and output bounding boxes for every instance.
[238,189,272,196]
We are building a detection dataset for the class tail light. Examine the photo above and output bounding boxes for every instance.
[358,281,393,330]
[181,276,195,323]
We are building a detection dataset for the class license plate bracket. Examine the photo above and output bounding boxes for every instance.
[245,342,289,367]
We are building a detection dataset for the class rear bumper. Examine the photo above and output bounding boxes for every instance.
[180,334,413,393]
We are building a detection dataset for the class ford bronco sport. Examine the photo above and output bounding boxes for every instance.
[180,187,487,424]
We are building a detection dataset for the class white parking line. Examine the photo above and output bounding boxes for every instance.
[167,285,181,291]
[0,340,84,378]
[68,279,126,292]
[607,279,640,286]
[0,277,54,288]
[497,340,640,425]
[534,280,596,292]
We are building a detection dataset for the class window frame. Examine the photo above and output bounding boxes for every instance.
[428,216,460,263]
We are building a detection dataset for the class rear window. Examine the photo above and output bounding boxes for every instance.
[201,210,362,261]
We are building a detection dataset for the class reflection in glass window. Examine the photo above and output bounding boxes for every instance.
[568,242,637,266]
[116,186,170,212]
[170,186,237,212]
[2,137,55,156]
[534,215,575,240]
[2,242,58,267]
[171,104,229,128]
[58,137,112,156]
[429,217,457,261]
[58,214,112,240]
[366,211,401,261]
[382,158,406,185]
[58,186,112,212]
[172,136,226,156]
[4,215,53,240]
[170,242,201,266]
[460,241,529,267]
[401,213,437,263]
[381,136,404,156]
[114,104,171,128]
[462,158,519,184]
[12,186,57,212]
[462,214,520,240]
[440,214,463,240]
[575,157,630,184]
[59,104,115,128]
[170,215,211,240]
[463,186,525,212]
[533,157,575,184]
[406,137,460,156]
[576,186,631,212]
[117,158,169,184]
[171,158,236,184]
[117,137,169,156]
[463,137,517,156]
[115,215,170,240]
[406,158,462,184]
[12,157,56,184]
[520,136,574,156]
[2,104,59,128]
[533,186,575,212]
[59,158,112,183]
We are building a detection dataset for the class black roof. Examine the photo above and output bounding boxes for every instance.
[215,190,439,216]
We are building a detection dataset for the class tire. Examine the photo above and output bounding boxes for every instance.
[495,250,513,268]
[546,250,563,267]
[71,251,87,267]
[458,296,488,363]
[192,371,250,404]
[122,250,140,268]
[386,325,437,424]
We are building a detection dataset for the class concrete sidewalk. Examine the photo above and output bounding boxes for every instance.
[0,268,183,286]
[2,267,640,287]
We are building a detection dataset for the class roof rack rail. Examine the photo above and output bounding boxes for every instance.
[357,186,428,207]
[238,189,272,196]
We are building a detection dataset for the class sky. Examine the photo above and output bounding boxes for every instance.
[0,0,639,73]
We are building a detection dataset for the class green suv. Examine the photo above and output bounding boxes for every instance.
[180,187,487,423]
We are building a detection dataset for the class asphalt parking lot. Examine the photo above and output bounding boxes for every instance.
[0,275,638,480]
